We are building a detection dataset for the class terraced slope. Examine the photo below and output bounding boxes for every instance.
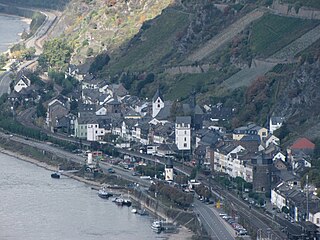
[186,9,265,63]
[223,22,320,90]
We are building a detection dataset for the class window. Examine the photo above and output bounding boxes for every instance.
[158,99,160,103]
[95,131,98,134]
[184,131,187,134]
[184,137,187,141]
[184,143,187,147]
[157,104,160,108]
[317,218,320,224]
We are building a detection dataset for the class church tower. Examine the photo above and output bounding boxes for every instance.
[152,89,164,118]
[165,158,174,181]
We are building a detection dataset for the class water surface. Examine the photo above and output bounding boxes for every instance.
[0,14,29,52]
[0,152,158,240]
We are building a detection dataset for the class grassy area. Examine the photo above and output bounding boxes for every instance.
[107,9,189,74]
[283,0,320,9]
[165,66,238,101]
[250,14,319,57]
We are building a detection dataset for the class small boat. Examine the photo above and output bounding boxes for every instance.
[151,220,162,233]
[137,208,148,216]
[98,187,113,199]
[113,197,132,207]
[131,208,137,214]
[115,198,124,206]
[122,199,132,207]
[51,172,60,179]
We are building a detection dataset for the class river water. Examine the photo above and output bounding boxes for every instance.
[0,14,29,53]
[0,152,159,240]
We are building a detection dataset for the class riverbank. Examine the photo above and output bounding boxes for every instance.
[0,146,194,239]
[0,14,30,55]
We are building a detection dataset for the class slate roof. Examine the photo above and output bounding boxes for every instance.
[270,117,285,125]
[155,101,172,120]
[176,116,191,124]
[152,89,163,102]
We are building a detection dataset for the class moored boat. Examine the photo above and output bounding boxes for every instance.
[151,220,162,233]
[98,186,113,199]
[51,172,60,179]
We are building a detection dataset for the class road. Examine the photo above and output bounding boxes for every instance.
[194,199,235,240]
[0,71,11,96]
[0,7,58,97]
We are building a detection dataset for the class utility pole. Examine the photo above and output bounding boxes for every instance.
[306,174,309,221]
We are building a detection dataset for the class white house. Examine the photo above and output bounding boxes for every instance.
[87,123,105,141]
[213,145,253,182]
[14,75,31,92]
[266,134,280,148]
[273,152,286,162]
[175,116,191,151]
[271,182,287,210]
[269,117,285,134]
[152,89,164,118]
[95,106,107,116]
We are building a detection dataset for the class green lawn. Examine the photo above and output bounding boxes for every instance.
[250,14,319,57]
[107,9,189,74]
[283,0,320,9]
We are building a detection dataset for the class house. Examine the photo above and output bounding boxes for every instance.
[289,138,315,155]
[233,123,268,142]
[81,74,99,89]
[265,134,280,148]
[273,151,286,162]
[14,75,31,93]
[271,182,320,226]
[95,106,107,116]
[157,144,177,157]
[269,117,285,134]
[213,144,254,182]
[55,113,76,134]
[205,103,234,122]
[46,99,69,132]
[78,103,96,118]
[87,123,105,141]
[105,96,122,114]
[175,116,191,151]
[132,121,150,145]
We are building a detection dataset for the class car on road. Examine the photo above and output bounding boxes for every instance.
[108,168,115,173]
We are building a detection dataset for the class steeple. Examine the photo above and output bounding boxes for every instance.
[152,89,163,103]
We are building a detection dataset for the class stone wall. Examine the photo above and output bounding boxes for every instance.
[272,0,320,19]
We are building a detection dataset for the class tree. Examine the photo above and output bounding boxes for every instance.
[282,206,289,214]
[41,38,73,71]
[36,101,46,118]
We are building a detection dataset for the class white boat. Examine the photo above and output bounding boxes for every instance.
[151,220,162,233]
[131,208,137,214]
[98,186,113,199]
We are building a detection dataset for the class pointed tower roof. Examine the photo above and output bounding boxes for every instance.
[152,89,163,102]
[165,158,173,168]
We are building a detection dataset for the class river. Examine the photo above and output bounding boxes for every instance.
[0,152,160,240]
[0,14,29,53]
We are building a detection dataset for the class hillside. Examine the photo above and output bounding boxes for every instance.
[50,0,173,65]
[46,0,320,136]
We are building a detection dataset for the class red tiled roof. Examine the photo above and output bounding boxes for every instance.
[291,138,315,150]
